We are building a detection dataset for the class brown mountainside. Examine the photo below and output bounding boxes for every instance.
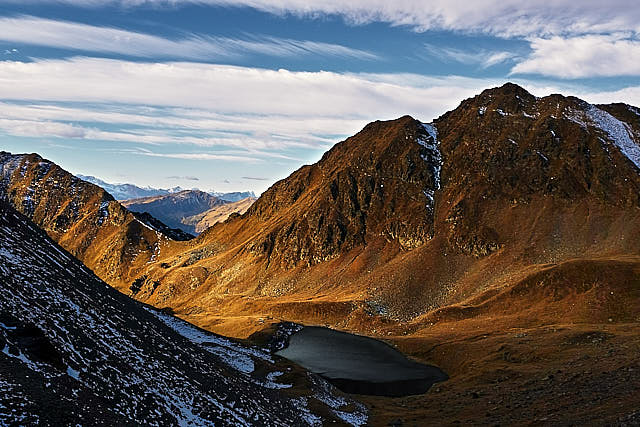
[126,83,640,335]
[2,83,640,337]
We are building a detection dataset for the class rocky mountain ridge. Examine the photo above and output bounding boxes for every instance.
[0,152,190,288]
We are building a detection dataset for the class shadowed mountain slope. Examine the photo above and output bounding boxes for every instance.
[123,190,227,234]
[0,200,367,425]
[0,152,195,289]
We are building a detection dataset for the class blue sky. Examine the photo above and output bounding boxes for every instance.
[0,1,638,193]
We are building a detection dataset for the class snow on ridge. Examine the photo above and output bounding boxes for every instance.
[147,308,273,374]
[586,105,640,171]
[418,123,442,210]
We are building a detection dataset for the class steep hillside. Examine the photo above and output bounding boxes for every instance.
[0,152,189,289]
[0,201,367,425]
[182,196,257,233]
[122,83,640,338]
[123,190,226,234]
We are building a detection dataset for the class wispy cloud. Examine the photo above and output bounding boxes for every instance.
[241,176,269,181]
[0,57,487,119]
[0,57,638,165]
[7,1,640,38]
[511,34,640,78]
[423,44,516,68]
[0,15,377,61]
[167,175,200,180]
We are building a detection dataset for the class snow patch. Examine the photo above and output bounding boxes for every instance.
[66,365,81,380]
[417,123,442,210]
[586,105,640,170]
[563,108,588,128]
[148,309,274,374]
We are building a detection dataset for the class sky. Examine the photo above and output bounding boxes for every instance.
[0,1,639,194]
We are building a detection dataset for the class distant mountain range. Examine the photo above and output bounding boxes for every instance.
[77,174,255,202]
[183,196,257,233]
[122,190,227,234]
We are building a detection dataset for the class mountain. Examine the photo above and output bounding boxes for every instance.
[3,83,640,424]
[0,152,191,290]
[130,210,195,241]
[122,190,227,234]
[76,174,180,200]
[182,196,257,233]
[0,200,367,425]
[77,174,256,203]
[124,83,640,335]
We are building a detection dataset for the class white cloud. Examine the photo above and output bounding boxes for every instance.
[0,15,376,61]
[7,1,640,38]
[0,57,488,120]
[0,118,88,138]
[423,44,515,68]
[0,57,638,161]
[511,34,640,78]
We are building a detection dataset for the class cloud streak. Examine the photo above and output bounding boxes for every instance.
[423,44,515,68]
[167,175,200,180]
[7,1,640,38]
[0,15,377,61]
[0,57,638,166]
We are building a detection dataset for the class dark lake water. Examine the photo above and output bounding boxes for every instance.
[275,326,448,397]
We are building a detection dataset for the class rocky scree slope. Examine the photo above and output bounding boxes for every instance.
[0,201,367,426]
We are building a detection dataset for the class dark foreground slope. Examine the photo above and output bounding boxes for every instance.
[0,201,366,425]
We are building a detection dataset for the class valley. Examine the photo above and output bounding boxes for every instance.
[2,83,640,425]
